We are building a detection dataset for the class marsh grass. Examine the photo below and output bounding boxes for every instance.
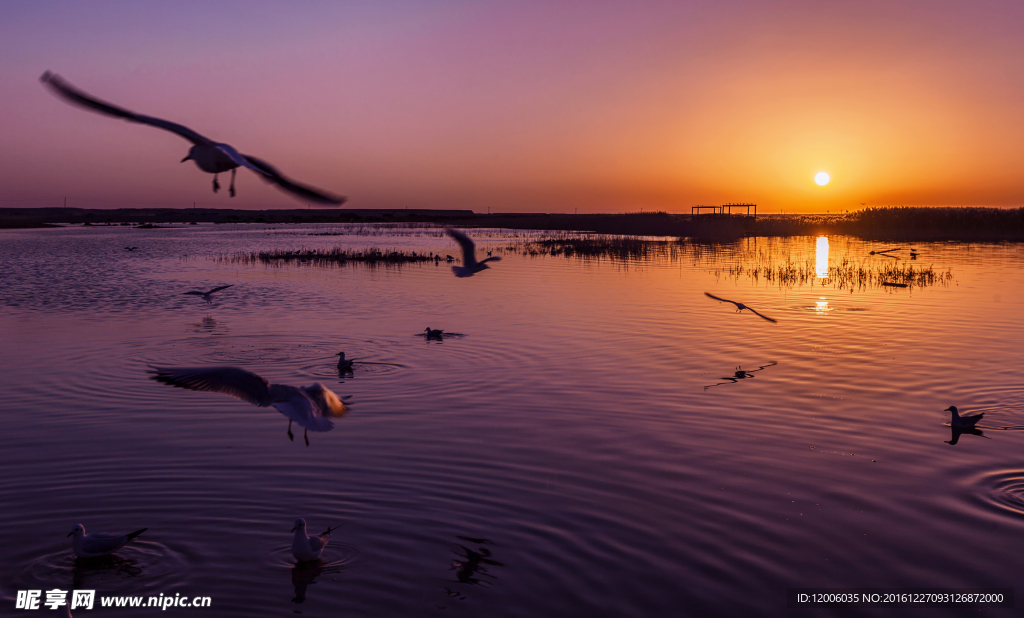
[511,234,954,291]
[719,254,953,291]
[220,247,438,268]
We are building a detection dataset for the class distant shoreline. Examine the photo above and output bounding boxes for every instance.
[2,206,1023,241]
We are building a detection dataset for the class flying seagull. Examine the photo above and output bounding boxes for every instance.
[149,366,345,446]
[704,292,778,323]
[291,518,339,562]
[67,523,147,559]
[446,228,501,277]
[40,72,346,205]
[184,284,233,304]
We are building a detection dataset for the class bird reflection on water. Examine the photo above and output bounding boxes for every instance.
[447,536,504,591]
[290,559,344,604]
[704,362,778,390]
[945,425,987,446]
[71,554,143,589]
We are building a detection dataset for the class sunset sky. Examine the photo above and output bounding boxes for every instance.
[2,1,1023,213]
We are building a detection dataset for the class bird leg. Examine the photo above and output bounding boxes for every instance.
[229,168,236,198]
[212,174,220,193]
[287,419,294,442]
[304,429,309,447]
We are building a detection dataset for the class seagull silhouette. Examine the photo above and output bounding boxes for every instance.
[944,405,983,429]
[67,524,147,559]
[149,366,345,446]
[184,285,233,305]
[291,518,339,562]
[40,72,345,205]
[335,352,354,372]
[446,228,501,277]
[703,292,777,322]
[424,327,444,339]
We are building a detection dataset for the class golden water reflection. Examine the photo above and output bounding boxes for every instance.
[816,236,829,278]
[815,297,830,314]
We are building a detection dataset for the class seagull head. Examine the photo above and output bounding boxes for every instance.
[180,145,198,163]
[336,352,345,359]
[291,518,306,533]
[68,524,85,537]
[944,406,958,414]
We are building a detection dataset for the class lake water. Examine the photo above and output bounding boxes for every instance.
[1,223,1023,616]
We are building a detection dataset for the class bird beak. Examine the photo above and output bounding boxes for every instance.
[180,155,192,163]
[290,525,297,532]
[943,407,953,412]
[67,530,75,537]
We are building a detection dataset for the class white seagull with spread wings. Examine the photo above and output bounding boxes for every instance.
[149,366,345,446]
[40,72,345,205]
[446,228,501,278]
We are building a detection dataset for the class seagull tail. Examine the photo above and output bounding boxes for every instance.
[125,528,148,541]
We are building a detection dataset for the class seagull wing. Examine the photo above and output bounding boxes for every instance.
[206,285,233,294]
[41,72,214,146]
[704,292,740,308]
[237,153,346,205]
[81,532,130,555]
[149,366,273,407]
[746,307,778,323]
[308,532,330,552]
[446,228,477,268]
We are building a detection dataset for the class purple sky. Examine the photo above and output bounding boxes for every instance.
[2,1,1023,212]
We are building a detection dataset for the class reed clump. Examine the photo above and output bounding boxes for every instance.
[220,247,438,268]
[836,207,1024,240]
[722,254,953,290]
[512,235,687,262]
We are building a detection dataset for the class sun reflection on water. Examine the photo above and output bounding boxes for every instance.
[816,236,829,278]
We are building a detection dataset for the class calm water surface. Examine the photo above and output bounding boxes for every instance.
[1,224,1023,616]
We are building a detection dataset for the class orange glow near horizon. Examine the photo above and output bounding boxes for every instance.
[1,3,1024,213]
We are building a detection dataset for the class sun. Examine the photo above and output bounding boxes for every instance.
[814,172,830,186]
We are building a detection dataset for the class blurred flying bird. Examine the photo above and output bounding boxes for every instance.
[291,518,339,562]
[149,366,346,446]
[40,72,346,205]
[703,292,777,323]
[184,284,233,304]
[124,246,138,251]
[446,228,501,277]
[67,524,147,558]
